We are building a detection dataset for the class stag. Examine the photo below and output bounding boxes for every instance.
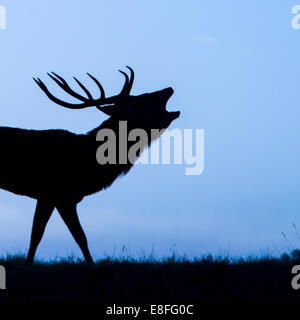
[0,67,180,263]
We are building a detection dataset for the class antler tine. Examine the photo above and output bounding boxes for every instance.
[48,72,89,102]
[73,76,93,100]
[118,66,134,96]
[33,77,89,109]
[126,65,134,93]
[33,77,47,92]
[118,70,129,95]
[87,73,106,100]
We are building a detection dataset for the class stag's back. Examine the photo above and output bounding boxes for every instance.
[0,127,92,200]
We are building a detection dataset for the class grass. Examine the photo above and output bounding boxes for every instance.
[0,250,300,301]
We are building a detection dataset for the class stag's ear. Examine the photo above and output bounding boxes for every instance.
[96,105,118,116]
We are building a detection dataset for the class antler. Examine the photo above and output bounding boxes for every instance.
[33,66,134,113]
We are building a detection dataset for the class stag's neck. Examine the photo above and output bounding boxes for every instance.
[88,117,150,162]
[86,118,150,147]
[86,117,119,137]
[86,117,150,173]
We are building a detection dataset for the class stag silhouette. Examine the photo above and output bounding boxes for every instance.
[0,67,180,263]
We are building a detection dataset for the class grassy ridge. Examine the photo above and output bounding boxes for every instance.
[0,251,300,301]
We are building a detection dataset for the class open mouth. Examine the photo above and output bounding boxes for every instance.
[161,87,174,104]
[161,87,180,120]
[168,110,180,120]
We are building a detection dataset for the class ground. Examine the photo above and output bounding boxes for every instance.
[0,251,300,303]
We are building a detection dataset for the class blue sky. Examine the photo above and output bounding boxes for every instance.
[0,0,299,259]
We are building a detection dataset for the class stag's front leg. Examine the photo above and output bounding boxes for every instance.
[56,202,94,264]
[26,199,55,263]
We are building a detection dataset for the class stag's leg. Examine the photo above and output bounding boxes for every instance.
[26,199,55,263]
[56,202,93,263]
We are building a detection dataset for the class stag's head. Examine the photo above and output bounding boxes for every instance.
[34,67,180,131]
